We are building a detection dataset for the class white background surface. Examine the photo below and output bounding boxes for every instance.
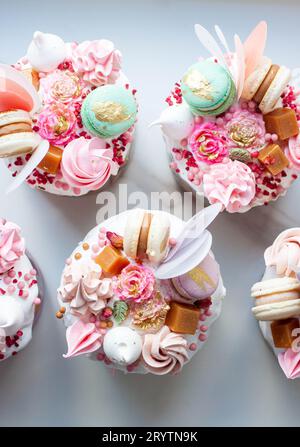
[0,0,300,427]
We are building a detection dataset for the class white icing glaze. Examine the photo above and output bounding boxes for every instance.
[57,210,226,374]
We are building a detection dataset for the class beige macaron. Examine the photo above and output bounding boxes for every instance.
[123,209,170,263]
[258,65,291,114]
[251,277,300,321]
[242,56,272,101]
[0,110,38,157]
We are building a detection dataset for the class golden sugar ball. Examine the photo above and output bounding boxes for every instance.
[74,252,82,260]
[60,307,66,314]
[99,321,107,329]
[107,321,113,328]
[56,311,63,319]
[82,243,89,251]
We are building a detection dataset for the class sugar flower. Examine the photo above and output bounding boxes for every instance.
[113,264,155,303]
[37,103,77,145]
[189,122,228,164]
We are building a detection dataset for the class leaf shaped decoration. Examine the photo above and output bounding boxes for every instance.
[229,148,252,163]
[113,300,129,324]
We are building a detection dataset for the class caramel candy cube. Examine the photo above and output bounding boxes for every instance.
[271,318,300,349]
[258,144,289,176]
[165,301,200,335]
[38,145,63,175]
[94,246,129,275]
[264,108,299,140]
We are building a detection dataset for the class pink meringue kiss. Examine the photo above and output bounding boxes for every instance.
[63,319,102,358]
[0,218,25,274]
[61,137,118,190]
[278,349,300,380]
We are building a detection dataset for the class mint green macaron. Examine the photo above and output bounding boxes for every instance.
[181,60,236,116]
[81,85,137,139]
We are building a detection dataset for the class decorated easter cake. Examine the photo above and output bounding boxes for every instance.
[153,21,300,213]
[0,31,137,195]
[0,219,42,361]
[57,205,226,375]
[251,229,300,379]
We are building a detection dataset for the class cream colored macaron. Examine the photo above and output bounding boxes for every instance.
[123,208,145,259]
[251,277,300,321]
[0,110,32,127]
[123,209,170,263]
[242,56,272,101]
[259,65,291,114]
[0,132,40,157]
[146,213,170,263]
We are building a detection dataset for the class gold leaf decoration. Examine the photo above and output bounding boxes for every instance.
[183,69,214,100]
[92,101,131,123]
[132,292,170,331]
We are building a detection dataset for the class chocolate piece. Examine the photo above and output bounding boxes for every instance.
[165,301,200,335]
[258,143,289,176]
[271,318,300,348]
[253,64,280,104]
[264,108,299,140]
[94,245,130,275]
[38,145,63,175]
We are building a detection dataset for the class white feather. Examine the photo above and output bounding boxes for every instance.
[214,25,231,56]
[194,24,228,68]
[6,139,49,194]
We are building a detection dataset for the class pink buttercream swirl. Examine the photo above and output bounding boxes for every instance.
[142,326,189,375]
[189,122,228,164]
[0,219,25,274]
[224,109,265,149]
[286,134,300,170]
[59,262,113,316]
[37,103,77,145]
[278,349,300,379]
[203,159,256,213]
[61,137,118,190]
[71,39,122,87]
[113,264,155,303]
[264,228,300,277]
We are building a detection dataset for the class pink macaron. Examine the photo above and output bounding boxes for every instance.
[171,253,220,302]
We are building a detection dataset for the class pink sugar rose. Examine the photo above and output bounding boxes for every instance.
[0,219,25,274]
[71,39,122,87]
[189,122,228,165]
[113,264,155,303]
[37,103,77,146]
[203,159,256,213]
